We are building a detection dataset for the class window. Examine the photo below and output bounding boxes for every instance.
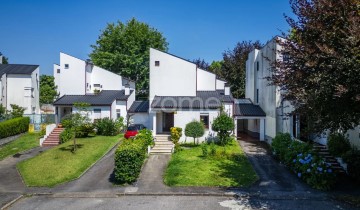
[292,114,298,138]
[116,109,121,118]
[57,69,60,73]
[93,108,101,119]
[155,61,160,66]
[256,61,259,71]
[65,64,69,69]
[200,114,209,129]
[94,109,101,113]
[94,84,101,88]
[283,53,290,62]
[256,89,259,103]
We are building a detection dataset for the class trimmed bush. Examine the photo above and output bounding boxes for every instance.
[327,133,351,157]
[114,129,153,184]
[185,121,205,145]
[0,117,30,138]
[170,127,182,152]
[343,148,360,183]
[75,123,95,138]
[95,118,119,136]
[271,133,336,190]
[212,113,235,146]
[60,128,73,144]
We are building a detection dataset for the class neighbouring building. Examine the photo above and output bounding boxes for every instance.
[53,52,135,122]
[129,48,266,142]
[0,58,40,114]
[245,36,359,148]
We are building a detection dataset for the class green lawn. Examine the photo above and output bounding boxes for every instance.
[164,140,258,187]
[0,133,39,161]
[17,135,121,187]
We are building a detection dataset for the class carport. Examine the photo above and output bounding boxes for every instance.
[233,99,266,141]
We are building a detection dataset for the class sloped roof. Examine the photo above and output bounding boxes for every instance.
[53,90,133,106]
[151,90,234,109]
[128,101,149,113]
[234,99,266,117]
[0,64,39,76]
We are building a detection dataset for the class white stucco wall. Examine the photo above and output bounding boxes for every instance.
[347,126,360,149]
[58,53,86,96]
[6,74,33,114]
[149,48,197,99]
[53,64,61,96]
[91,65,123,93]
[115,101,127,120]
[216,79,226,90]
[197,68,216,91]
[72,106,111,122]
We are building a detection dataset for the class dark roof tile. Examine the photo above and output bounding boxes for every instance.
[0,64,39,76]
[128,101,149,113]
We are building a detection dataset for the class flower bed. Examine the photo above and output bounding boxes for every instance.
[271,133,336,190]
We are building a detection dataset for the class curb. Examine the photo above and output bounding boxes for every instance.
[1,195,23,210]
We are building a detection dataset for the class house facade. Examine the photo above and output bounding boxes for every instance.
[0,59,40,114]
[246,36,359,148]
[53,52,135,122]
[129,48,266,142]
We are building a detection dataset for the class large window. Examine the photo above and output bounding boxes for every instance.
[200,114,209,129]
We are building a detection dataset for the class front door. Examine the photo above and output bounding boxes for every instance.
[163,112,174,132]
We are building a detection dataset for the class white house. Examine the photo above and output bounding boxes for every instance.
[245,36,359,148]
[53,52,135,122]
[0,57,40,114]
[129,48,266,142]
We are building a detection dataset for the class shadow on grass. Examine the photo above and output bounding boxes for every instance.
[58,144,84,153]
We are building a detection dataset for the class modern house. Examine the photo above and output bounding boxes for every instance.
[245,36,360,148]
[53,52,135,122]
[0,56,40,114]
[129,48,266,142]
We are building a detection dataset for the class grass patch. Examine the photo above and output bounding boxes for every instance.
[164,141,258,187]
[17,135,121,187]
[0,132,39,161]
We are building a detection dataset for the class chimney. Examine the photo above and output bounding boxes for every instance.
[224,83,230,96]
[124,83,130,95]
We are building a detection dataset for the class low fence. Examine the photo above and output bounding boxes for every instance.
[23,114,56,131]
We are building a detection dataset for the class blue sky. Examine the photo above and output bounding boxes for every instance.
[0,0,293,75]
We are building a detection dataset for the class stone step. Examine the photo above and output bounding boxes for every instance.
[155,141,174,145]
[150,150,172,154]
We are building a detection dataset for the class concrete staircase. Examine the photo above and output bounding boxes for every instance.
[42,127,64,147]
[151,135,174,154]
[313,144,346,174]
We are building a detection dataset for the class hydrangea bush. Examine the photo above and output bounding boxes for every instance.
[271,133,336,190]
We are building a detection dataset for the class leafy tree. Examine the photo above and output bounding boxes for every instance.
[269,0,360,133]
[185,120,205,145]
[39,75,58,105]
[10,104,25,118]
[212,108,235,146]
[209,61,223,77]
[90,18,168,99]
[0,52,8,64]
[193,58,210,70]
[221,41,262,98]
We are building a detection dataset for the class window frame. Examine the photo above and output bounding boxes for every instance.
[155,61,160,66]
[200,114,210,130]
[64,64,69,69]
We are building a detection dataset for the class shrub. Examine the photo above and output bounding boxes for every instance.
[185,120,205,144]
[210,142,216,156]
[75,123,95,138]
[271,133,336,190]
[10,104,25,118]
[115,117,125,133]
[343,148,360,183]
[0,117,30,138]
[39,124,47,138]
[212,113,235,146]
[170,127,182,152]
[201,143,208,157]
[114,129,153,184]
[95,118,118,136]
[60,128,73,144]
[271,133,292,161]
[327,133,351,157]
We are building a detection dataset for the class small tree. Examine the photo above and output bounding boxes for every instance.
[170,127,182,151]
[185,121,205,145]
[212,112,234,146]
[68,102,91,152]
[10,104,25,118]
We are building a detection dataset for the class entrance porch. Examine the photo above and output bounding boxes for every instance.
[151,111,174,136]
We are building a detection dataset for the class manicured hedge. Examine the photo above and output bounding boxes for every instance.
[60,128,73,144]
[0,117,30,138]
[114,129,153,184]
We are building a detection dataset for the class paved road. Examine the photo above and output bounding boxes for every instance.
[8,194,354,210]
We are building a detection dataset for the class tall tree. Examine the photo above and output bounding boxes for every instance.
[40,75,58,105]
[90,18,168,99]
[0,52,9,64]
[208,61,223,77]
[222,41,262,98]
[192,58,210,70]
[269,0,360,133]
